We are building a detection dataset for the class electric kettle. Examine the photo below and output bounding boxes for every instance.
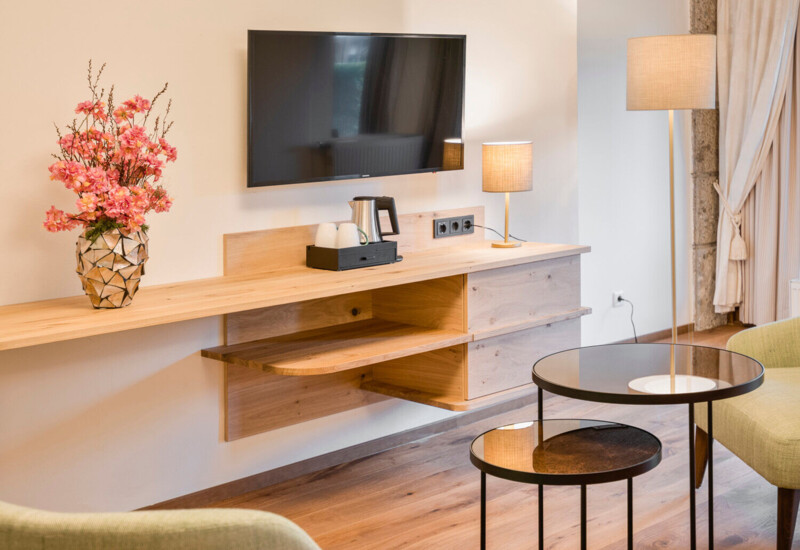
[348,196,400,243]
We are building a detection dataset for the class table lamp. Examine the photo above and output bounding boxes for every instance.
[627,34,716,394]
[482,141,533,248]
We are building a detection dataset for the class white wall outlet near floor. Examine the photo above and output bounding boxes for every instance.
[612,291,625,308]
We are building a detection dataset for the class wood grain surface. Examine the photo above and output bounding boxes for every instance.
[0,241,588,352]
[204,319,471,376]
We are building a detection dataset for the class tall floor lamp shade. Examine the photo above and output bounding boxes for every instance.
[482,141,533,248]
[627,34,716,345]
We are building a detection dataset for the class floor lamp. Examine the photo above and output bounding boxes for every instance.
[626,34,717,394]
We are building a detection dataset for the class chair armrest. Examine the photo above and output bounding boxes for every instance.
[0,501,320,550]
[726,317,800,369]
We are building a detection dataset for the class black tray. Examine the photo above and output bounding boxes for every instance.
[306,241,399,271]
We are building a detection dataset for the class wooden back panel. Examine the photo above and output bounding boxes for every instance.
[221,206,483,440]
[223,206,485,275]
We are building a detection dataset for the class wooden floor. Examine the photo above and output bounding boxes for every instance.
[210,325,796,549]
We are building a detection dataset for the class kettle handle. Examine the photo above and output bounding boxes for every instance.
[375,197,399,237]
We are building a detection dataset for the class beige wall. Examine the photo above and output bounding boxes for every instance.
[0,0,577,511]
[578,0,693,345]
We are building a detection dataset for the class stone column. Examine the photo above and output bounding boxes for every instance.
[691,0,728,330]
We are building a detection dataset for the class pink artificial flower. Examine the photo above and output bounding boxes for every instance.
[113,106,131,124]
[158,138,177,162]
[76,194,99,213]
[154,194,173,213]
[75,101,94,114]
[122,95,151,113]
[43,206,79,232]
[78,167,110,194]
[117,125,149,157]
[74,100,108,121]
[49,160,87,191]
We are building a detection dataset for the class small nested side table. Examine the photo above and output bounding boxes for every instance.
[532,343,764,550]
[470,419,662,550]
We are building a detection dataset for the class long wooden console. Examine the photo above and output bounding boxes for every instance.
[0,206,589,442]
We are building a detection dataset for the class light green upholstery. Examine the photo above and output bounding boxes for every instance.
[695,317,800,489]
[0,500,321,550]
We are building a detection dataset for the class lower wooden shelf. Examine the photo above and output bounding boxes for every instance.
[360,380,539,411]
[201,319,470,376]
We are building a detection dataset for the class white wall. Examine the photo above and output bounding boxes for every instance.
[578,0,693,345]
[0,0,577,511]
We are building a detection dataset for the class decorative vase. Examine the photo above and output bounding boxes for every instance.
[75,228,149,309]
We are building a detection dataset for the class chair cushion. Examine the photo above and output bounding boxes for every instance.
[695,367,800,489]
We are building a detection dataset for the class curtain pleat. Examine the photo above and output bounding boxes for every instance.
[738,26,800,324]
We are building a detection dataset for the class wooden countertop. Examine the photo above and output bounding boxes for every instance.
[0,241,589,352]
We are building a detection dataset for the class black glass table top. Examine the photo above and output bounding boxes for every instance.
[470,419,661,485]
[532,343,764,405]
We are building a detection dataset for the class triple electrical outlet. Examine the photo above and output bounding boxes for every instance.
[432,215,475,239]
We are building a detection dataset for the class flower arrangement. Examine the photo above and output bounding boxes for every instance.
[44,61,176,241]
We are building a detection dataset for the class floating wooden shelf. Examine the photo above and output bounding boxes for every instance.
[201,319,470,376]
[360,380,539,411]
[0,241,588,352]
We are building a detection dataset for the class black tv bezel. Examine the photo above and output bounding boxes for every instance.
[247,29,467,188]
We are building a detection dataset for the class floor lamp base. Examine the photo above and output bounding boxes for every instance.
[628,374,717,394]
[491,241,522,248]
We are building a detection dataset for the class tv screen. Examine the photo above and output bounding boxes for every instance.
[247,31,466,187]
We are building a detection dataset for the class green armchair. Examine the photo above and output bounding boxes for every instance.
[694,317,800,550]
[0,499,320,550]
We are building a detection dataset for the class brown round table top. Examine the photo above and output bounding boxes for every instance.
[532,343,764,405]
[470,419,662,485]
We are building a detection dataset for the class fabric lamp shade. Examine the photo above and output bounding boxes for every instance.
[482,141,533,193]
[627,34,716,111]
[442,138,464,170]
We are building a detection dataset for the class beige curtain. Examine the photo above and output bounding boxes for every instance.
[739,32,800,324]
[714,0,800,318]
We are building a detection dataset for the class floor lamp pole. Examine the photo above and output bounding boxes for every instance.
[668,109,678,345]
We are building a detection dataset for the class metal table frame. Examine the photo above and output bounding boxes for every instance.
[472,419,661,550]
[532,343,764,550]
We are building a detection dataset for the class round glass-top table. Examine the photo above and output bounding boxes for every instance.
[532,343,764,549]
[470,419,662,550]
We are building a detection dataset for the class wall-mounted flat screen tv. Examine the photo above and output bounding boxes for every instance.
[248,30,466,187]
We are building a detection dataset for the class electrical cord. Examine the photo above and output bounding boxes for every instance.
[471,223,528,242]
[618,297,638,343]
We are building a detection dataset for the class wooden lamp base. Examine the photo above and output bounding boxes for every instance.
[491,192,523,249]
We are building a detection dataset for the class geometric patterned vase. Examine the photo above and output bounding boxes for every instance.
[75,228,149,309]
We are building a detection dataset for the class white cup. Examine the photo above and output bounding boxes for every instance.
[314,222,338,248]
[336,223,367,248]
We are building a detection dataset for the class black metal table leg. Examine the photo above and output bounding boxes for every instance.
[708,401,714,550]
[481,471,486,550]
[538,483,544,550]
[627,478,633,550]
[689,404,697,550]
[538,387,543,421]
[580,484,587,550]
[538,386,544,550]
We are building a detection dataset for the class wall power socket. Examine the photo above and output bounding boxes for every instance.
[433,215,475,238]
